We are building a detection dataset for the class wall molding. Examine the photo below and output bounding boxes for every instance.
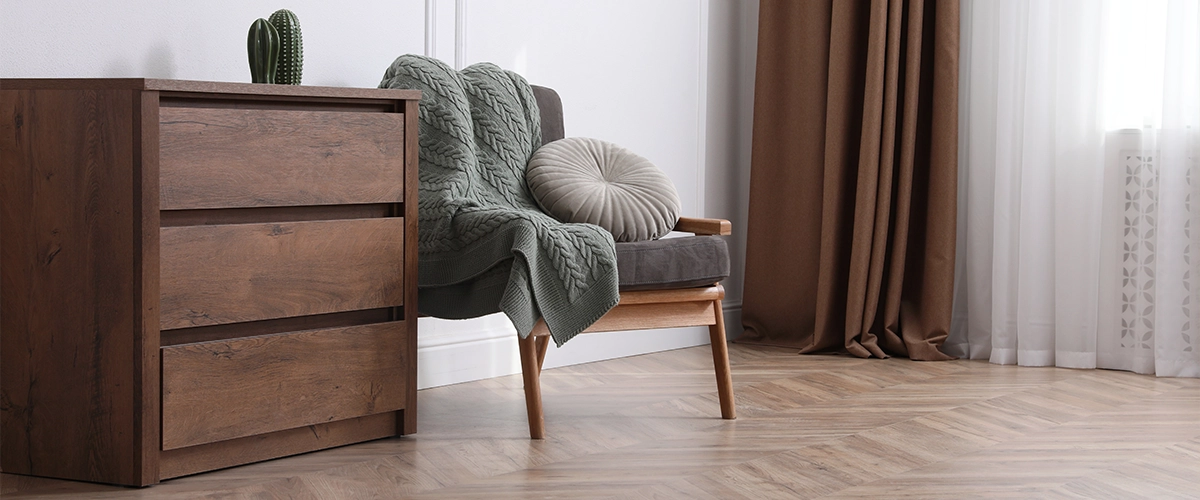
[423,0,434,57]
[426,0,460,66]
[695,0,710,216]
[454,0,465,69]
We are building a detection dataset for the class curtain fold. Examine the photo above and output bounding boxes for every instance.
[948,0,1200,377]
[740,0,959,361]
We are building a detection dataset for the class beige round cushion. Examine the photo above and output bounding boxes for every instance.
[527,137,680,242]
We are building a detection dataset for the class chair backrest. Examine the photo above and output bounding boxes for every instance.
[531,85,564,146]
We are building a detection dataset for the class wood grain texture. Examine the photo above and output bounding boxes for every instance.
[536,335,551,370]
[401,98,421,436]
[160,308,394,347]
[159,218,404,329]
[161,322,408,450]
[159,106,405,209]
[522,285,731,438]
[674,217,732,235]
[6,346,1198,498]
[160,412,398,480]
[0,78,422,101]
[530,286,728,337]
[134,89,163,484]
[0,88,156,486]
[582,301,717,333]
[1,79,419,487]
[146,79,422,101]
[518,334,546,440]
[616,284,725,305]
[708,299,736,420]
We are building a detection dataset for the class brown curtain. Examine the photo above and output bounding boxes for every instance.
[739,0,958,361]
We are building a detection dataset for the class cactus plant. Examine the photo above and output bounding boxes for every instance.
[247,18,280,84]
[268,9,303,85]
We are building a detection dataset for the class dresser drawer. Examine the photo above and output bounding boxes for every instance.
[161,322,408,450]
[159,106,405,210]
[160,218,404,330]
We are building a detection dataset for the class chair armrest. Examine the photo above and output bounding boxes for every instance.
[674,217,731,236]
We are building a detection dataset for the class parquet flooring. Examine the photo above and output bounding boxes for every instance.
[4,343,1199,499]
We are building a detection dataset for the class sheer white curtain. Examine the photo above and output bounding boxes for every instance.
[949,0,1200,377]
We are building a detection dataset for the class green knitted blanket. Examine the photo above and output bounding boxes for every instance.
[379,55,619,346]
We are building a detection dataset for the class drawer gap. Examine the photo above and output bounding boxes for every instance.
[161,307,402,347]
[160,95,398,113]
[161,203,401,227]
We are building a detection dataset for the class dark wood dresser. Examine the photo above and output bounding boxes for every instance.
[0,79,420,486]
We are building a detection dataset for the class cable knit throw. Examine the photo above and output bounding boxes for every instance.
[379,54,619,346]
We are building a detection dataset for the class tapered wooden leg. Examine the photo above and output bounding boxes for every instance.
[535,335,550,371]
[531,319,552,371]
[518,333,546,439]
[708,299,736,419]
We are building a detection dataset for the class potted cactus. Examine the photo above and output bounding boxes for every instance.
[269,9,303,85]
[247,18,279,84]
[247,9,303,85]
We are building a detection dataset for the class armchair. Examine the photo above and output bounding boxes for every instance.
[519,86,736,439]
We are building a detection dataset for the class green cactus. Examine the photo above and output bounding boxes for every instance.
[268,9,303,85]
[247,18,279,84]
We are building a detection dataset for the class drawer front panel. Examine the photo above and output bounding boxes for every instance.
[161,322,407,450]
[160,218,403,330]
[159,107,405,209]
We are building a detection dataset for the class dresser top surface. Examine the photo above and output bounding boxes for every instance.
[0,78,421,100]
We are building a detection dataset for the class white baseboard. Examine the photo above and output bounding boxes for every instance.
[416,303,743,390]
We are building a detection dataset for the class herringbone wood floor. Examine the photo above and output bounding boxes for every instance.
[4,343,1199,499]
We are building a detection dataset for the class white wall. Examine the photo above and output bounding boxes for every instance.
[0,0,424,87]
[0,0,758,390]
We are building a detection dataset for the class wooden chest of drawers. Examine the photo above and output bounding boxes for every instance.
[0,79,420,486]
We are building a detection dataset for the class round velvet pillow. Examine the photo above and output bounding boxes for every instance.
[527,137,681,242]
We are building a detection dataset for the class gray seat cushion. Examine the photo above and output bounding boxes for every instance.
[616,236,730,291]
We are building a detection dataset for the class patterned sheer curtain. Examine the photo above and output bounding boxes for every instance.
[948,0,1200,377]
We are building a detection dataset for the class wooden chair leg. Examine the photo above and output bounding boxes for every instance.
[535,335,550,371]
[709,299,736,419]
[518,333,546,439]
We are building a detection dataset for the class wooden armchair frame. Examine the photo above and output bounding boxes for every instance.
[518,217,737,439]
